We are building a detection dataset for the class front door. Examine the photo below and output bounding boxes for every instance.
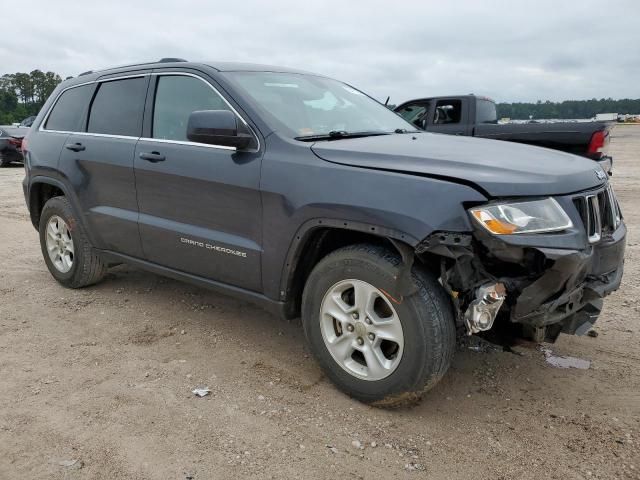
[134,72,263,291]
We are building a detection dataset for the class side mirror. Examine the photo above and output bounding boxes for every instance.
[186,110,253,150]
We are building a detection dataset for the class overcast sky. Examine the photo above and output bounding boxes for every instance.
[2,0,638,104]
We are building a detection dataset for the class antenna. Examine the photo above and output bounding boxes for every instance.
[384,96,390,106]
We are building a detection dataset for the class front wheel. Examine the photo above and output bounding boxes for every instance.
[301,244,456,407]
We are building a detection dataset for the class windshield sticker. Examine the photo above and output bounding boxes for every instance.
[264,83,299,88]
[342,86,364,96]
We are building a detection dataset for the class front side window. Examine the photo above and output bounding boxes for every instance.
[225,72,417,139]
[87,77,147,137]
[396,102,430,129]
[153,75,230,142]
[433,100,462,125]
[45,84,94,132]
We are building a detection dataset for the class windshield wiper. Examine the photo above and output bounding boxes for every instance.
[295,130,391,142]
[394,128,420,134]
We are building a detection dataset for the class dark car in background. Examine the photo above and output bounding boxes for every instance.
[0,126,29,166]
[395,95,614,173]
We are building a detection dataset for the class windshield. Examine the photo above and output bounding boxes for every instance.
[225,72,417,139]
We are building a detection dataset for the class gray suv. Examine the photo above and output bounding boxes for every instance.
[22,59,626,406]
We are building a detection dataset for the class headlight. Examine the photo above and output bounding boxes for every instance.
[469,198,572,235]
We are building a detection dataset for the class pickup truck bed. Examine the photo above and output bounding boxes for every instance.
[394,95,613,173]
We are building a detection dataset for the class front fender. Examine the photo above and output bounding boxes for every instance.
[259,134,488,301]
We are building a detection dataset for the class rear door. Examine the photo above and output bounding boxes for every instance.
[57,73,149,258]
[134,71,263,291]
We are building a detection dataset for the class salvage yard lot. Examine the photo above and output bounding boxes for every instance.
[1,126,639,480]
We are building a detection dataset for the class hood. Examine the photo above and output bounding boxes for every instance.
[310,132,605,197]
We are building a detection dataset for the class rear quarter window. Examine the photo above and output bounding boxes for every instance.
[44,84,94,132]
[87,77,147,137]
[476,99,497,124]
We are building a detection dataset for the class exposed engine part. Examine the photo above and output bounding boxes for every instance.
[463,283,506,335]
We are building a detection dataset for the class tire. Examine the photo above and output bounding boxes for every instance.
[302,243,455,407]
[0,154,11,167]
[39,196,108,288]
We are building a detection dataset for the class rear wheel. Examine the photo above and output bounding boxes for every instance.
[302,244,456,407]
[39,196,107,288]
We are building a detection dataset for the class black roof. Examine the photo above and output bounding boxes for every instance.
[69,59,318,84]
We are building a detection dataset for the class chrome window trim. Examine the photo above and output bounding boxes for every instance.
[38,71,259,153]
[138,137,236,151]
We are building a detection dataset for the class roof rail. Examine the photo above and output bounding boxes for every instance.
[158,57,187,63]
[78,70,94,76]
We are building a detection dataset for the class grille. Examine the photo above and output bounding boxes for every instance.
[572,184,621,243]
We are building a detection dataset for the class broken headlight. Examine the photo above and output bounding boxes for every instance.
[469,198,572,235]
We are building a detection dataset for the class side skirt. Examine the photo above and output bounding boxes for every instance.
[97,250,287,319]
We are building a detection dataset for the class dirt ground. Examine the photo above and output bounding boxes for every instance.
[1,126,638,480]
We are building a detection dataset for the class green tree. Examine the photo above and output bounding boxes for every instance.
[497,98,640,120]
[0,70,62,124]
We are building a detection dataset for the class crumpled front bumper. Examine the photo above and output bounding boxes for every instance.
[507,222,625,336]
[417,185,626,340]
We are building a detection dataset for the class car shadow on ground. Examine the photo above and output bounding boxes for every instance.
[95,264,562,414]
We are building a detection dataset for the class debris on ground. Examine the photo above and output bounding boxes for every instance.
[460,335,504,353]
[58,459,83,469]
[404,462,425,471]
[192,387,211,397]
[540,346,591,369]
[326,445,339,454]
[587,330,599,338]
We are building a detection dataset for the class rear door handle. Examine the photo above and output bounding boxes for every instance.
[64,142,85,152]
[139,151,165,163]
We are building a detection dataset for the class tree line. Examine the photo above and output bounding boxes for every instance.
[0,71,62,124]
[1,69,639,124]
[496,98,640,120]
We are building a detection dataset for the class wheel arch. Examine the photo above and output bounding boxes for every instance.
[27,177,93,243]
[279,218,427,319]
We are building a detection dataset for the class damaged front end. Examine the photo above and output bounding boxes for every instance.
[416,185,626,343]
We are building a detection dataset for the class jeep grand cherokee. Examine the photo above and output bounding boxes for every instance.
[22,59,626,406]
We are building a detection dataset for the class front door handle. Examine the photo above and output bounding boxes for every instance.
[64,142,85,152]
[139,151,165,163]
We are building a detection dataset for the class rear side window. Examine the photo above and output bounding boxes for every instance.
[87,77,147,137]
[153,75,230,141]
[433,99,462,125]
[476,99,497,124]
[45,85,94,132]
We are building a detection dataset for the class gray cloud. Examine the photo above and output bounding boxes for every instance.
[2,0,638,103]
